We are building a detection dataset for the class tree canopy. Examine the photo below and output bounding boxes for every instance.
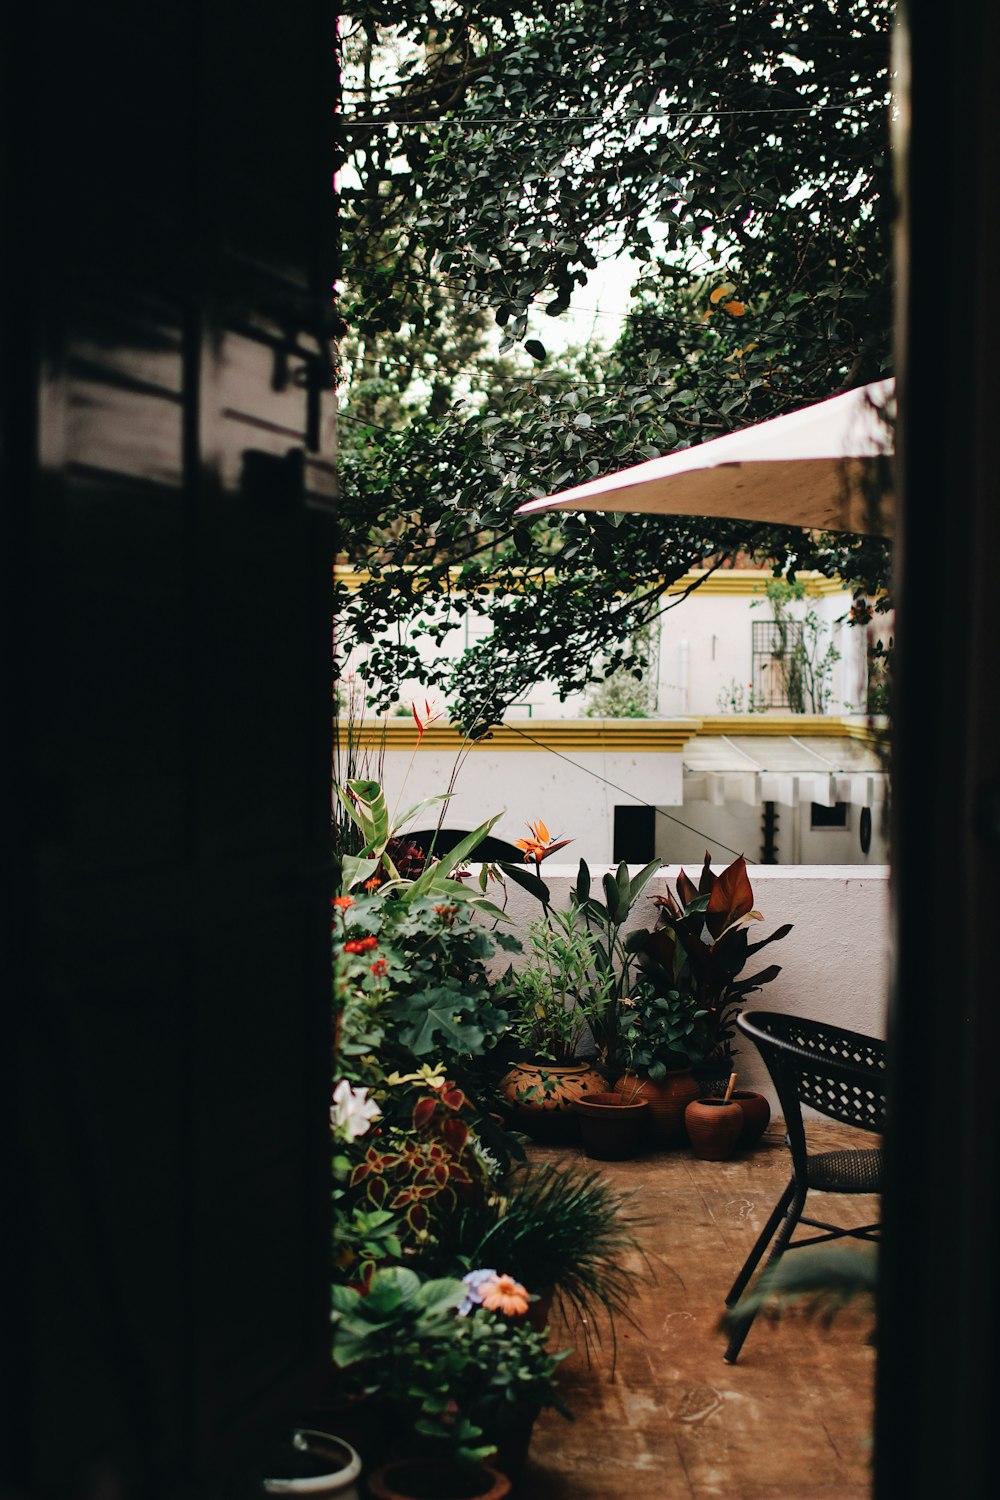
[335,0,894,731]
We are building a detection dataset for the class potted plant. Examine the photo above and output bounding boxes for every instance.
[500,827,662,1073]
[572,1086,650,1161]
[330,1266,569,1497]
[498,909,609,1142]
[435,1160,649,1347]
[628,853,791,1088]
[611,981,708,1147]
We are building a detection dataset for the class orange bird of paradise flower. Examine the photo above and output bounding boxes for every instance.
[513,818,574,868]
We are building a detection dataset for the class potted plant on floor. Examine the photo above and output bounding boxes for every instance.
[330,1266,570,1499]
[434,1160,649,1353]
[611,981,709,1147]
[628,853,791,1093]
[497,908,609,1142]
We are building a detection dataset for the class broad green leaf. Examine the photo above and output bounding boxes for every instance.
[628,856,663,905]
[341,854,379,892]
[498,859,551,907]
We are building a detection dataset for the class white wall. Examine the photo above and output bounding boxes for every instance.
[482,864,890,1112]
[375,746,684,867]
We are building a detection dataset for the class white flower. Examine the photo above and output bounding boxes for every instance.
[330,1079,381,1141]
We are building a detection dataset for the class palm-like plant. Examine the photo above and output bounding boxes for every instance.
[628,854,791,1059]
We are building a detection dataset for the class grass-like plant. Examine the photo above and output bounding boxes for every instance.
[441,1161,649,1361]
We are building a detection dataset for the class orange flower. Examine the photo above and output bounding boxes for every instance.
[478,1274,531,1317]
[332,895,355,909]
[513,818,573,865]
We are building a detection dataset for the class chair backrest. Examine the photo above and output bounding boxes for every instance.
[737,1010,887,1162]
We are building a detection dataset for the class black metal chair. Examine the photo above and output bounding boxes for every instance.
[723,1009,886,1363]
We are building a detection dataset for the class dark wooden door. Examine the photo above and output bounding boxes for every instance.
[1,4,337,1494]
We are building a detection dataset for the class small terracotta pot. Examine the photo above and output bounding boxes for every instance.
[367,1458,511,1500]
[499,1060,605,1143]
[613,1069,700,1148]
[730,1090,771,1150]
[573,1091,649,1160]
[685,1098,744,1160]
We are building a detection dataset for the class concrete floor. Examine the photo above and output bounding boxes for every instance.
[519,1120,877,1500]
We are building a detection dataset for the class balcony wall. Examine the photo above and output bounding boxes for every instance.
[484,863,890,1109]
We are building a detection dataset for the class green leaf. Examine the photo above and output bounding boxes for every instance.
[628,856,663,905]
[524,339,547,362]
[498,859,551,907]
[340,854,379,893]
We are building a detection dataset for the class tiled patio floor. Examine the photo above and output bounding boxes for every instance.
[519,1120,877,1500]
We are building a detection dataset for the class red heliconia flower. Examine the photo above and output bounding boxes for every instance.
[412,697,443,742]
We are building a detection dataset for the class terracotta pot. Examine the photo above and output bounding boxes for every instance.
[573,1091,649,1160]
[685,1098,744,1160]
[499,1060,605,1143]
[730,1090,771,1150]
[261,1430,362,1498]
[612,1069,700,1148]
[367,1458,511,1500]
[490,1410,538,1484]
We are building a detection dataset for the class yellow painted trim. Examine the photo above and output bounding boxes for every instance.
[337,714,885,753]
[334,564,851,598]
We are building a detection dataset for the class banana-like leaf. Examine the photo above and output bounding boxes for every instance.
[602,871,623,924]
[498,859,551,907]
[628,856,662,905]
[575,859,591,905]
[706,855,754,939]
[338,778,391,854]
[340,853,379,892]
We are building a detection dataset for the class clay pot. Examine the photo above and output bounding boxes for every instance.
[684,1098,744,1160]
[367,1458,511,1500]
[730,1090,771,1150]
[573,1091,649,1160]
[261,1430,362,1498]
[499,1060,606,1143]
[612,1069,700,1148]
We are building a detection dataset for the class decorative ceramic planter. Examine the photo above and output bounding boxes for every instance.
[499,1060,605,1143]
[729,1090,771,1150]
[573,1091,649,1160]
[367,1458,511,1500]
[612,1069,700,1148]
[684,1098,744,1160]
[261,1430,362,1498]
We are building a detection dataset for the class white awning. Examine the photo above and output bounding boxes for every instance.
[683,735,885,808]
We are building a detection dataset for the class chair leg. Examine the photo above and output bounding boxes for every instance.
[725,1179,795,1308]
[724,1185,807,1365]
